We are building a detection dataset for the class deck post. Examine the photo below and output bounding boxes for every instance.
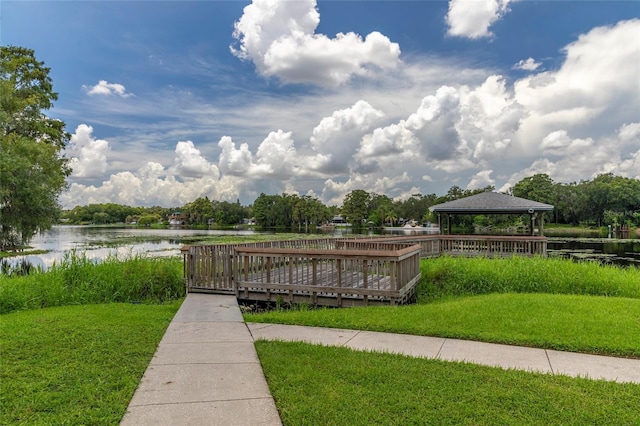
[337,258,342,306]
[390,261,397,291]
[266,257,271,284]
[362,259,368,306]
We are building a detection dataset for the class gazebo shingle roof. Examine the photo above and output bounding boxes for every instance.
[429,192,554,214]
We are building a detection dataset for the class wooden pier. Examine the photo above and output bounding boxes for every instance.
[182,235,547,307]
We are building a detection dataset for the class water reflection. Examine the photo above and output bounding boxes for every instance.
[7,226,263,270]
[548,238,640,267]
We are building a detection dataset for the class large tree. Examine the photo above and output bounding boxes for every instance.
[1,46,70,251]
[341,189,371,228]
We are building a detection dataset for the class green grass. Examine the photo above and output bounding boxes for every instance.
[3,253,638,424]
[248,293,640,358]
[247,256,640,358]
[0,301,181,425]
[256,341,640,426]
[419,255,640,300]
[0,252,185,314]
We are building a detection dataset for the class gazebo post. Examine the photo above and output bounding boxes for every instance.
[529,213,535,236]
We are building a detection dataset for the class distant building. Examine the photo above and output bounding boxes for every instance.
[330,215,350,226]
[168,212,185,225]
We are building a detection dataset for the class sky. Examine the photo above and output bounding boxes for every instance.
[2,0,639,209]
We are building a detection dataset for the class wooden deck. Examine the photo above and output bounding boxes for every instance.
[183,239,422,307]
[182,235,547,307]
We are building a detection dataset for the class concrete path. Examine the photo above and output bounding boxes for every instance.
[122,293,640,425]
[120,294,282,426]
[248,323,640,384]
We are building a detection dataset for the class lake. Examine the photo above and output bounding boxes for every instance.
[547,238,640,267]
[3,225,639,271]
[5,226,265,270]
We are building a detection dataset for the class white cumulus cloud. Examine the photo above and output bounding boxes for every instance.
[446,0,513,39]
[255,130,298,178]
[513,57,542,71]
[83,80,132,97]
[67,124,110,179]
[172,140,220,179]
[231,0,401,86]
[619,122,640,143]
[467,169,495,190]
[515,19,640,151]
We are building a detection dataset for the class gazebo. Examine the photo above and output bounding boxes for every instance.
[429,192,554,236]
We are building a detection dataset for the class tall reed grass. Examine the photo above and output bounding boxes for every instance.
[419,255,640,301]
[0,251,185,314]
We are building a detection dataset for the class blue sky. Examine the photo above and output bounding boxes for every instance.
[3,0,639,208]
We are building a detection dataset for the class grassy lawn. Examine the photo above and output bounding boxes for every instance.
[247,293,640,358]
[248,256,640,423]
[247,256,640,358]
[0,302,181,425]
[2,254,639,424]
[256,341,640,425]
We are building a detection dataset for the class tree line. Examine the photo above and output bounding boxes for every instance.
[61,173,640,231]
[512,173,640,227]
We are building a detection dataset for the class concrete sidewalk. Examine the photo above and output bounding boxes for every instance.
[122,293,640,425]
[248,322,640,384]
[120,294,282,426]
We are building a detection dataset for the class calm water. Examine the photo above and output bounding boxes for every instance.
[548,238,640,267]
[4,226,639,271]
[6,226,265,270]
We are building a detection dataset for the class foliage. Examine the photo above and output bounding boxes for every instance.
[137,213,161,227]
[257,341,640,426]
[212,199,248,225]
[340,189,371,227]
[252,193,329,228]
[512,173,640,226]
[0,252,185,314]
[292,195,330,229]
[252,193,292,227]
[1,302,180,424]
[63,203,163,224]
[419,255,639,300]
[0,46,70,251]
[513,173,556,205]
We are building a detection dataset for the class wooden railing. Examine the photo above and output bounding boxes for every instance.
[182,238,337,293]
[356,235,547,258]
[182,235,547,305]
[232,242,421,306]
[438,235,547,257]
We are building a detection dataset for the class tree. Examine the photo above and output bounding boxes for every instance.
[341,190,371,228]
[513,174,556,205]
[182,197,214,225]
[1,47,70,251]
[138,214,161,227]
[581,174,640,226]
[213,200,247,225]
